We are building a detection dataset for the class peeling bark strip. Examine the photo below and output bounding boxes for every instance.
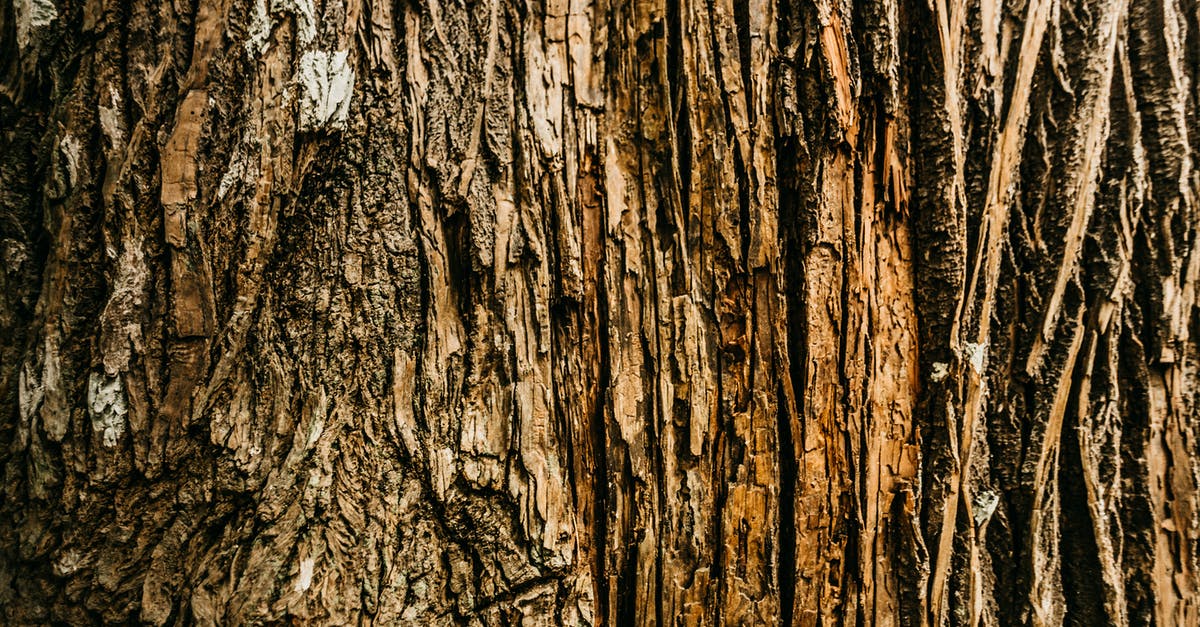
[2,0,1199,624]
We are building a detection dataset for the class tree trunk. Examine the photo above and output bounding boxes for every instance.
[1,0,1198,623]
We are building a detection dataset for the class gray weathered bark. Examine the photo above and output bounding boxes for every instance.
[1,0,1198,624]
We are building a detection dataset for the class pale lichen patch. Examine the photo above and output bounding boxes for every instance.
[965,341,988,376]
[98,86,124,147]
[273,0,317,45]
[18,362,44,426]
[245,0,272,55]
[15,0,57,52]
[295,557,315,592]
[58,135,82,190]
[53,549,84,576]
[296,50,355,131]
[216,151,251,200]
[931,361,950,382]
[972,490,999,527]
[33,337,67,441]
[247,0,319,56]
[305,417,324,449]
[87,372,128,447]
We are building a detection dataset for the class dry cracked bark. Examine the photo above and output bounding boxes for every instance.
[1,0,1198,624]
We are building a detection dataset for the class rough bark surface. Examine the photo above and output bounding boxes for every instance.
[1,0,1198,624]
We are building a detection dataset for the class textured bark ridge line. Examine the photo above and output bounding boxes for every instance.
[926,0,1053,616]
[1022,3,1126,622]
[2,0,1199,624]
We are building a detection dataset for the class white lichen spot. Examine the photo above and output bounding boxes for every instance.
[272,0,317,45]
[245,0,272,55]
[18,361,44,425]
[34,337,63,441]
[87,371,127,447]
[305,417,323,449]
[296,50,355,131]
[295,557,314,592]
[217,150,250,200]
[58,134,82,189]
[248,0,319,54]
[53,549,83,576]
[15,0,57,52]
[965,341,988,376]
[972,490,999,527]
[930,361,950,382]
[98,86,124,147]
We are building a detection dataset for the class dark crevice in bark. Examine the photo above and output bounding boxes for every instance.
[734,147,752,270]
[617,446,639,627]
[643,326,667,627]
[590,155,612,625]
[469,573,561,617]
[1117,304,1155,625]
[655,489,665,626]
[702,0,733,146]
[667,0,691,242]
[1058,347,1107,625]
[776,381,797,627]
[731,0,754,126]
[777,130,804,627]
[838,148,862,619]
[712,351,728,627]
[906,9,970,618]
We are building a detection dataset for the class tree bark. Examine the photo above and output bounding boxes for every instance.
[1,0,1198,624]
